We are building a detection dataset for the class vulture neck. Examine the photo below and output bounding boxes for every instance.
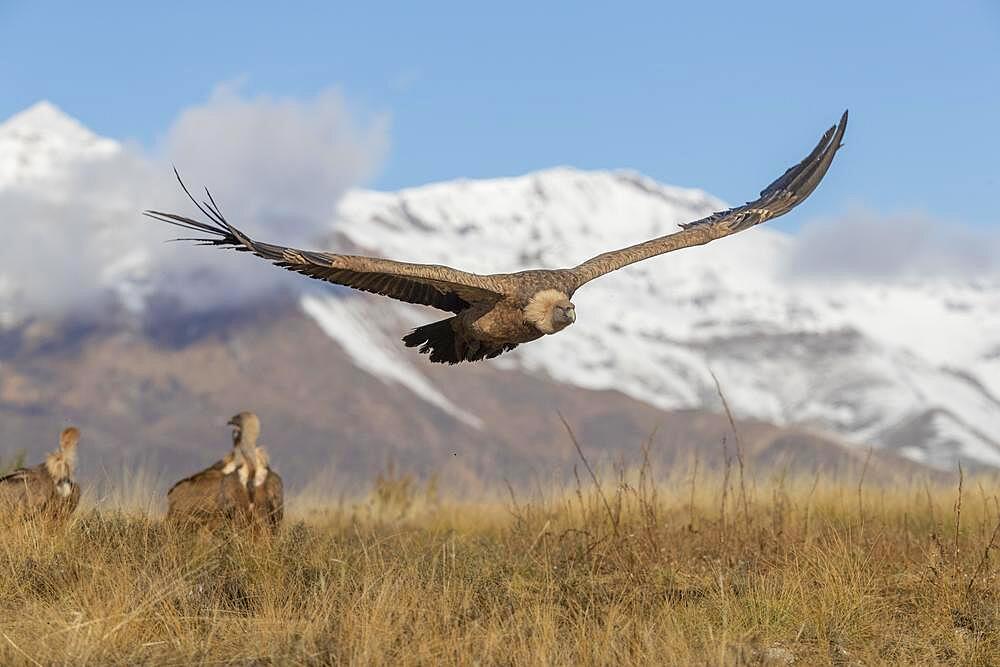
[236,426,259,455]
[45,450,75,481]
[525,289,570,334]
[234,428,267,486]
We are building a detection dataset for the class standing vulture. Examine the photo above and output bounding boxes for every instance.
[147,111,847,364]
[229,411,284,533]
[165,411,283,533]
[0,427,81,521]
[166,423,253,528]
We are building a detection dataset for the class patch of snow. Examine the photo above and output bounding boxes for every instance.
[928,411,1000,469]
[323,166,1000,469]
[300,293,482,429]
[0,101,120,191]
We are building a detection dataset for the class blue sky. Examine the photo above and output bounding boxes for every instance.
[2,1,998,230]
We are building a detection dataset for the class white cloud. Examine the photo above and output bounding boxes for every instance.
[0,86,390,320]
[161,83,389,243]
[784,209,1000,280]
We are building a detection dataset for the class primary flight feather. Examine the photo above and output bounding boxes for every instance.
[146,111,847,364]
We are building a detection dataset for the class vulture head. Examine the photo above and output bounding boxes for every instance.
[228,411,261,448]
[525,289,576,334]
[46,427,79,489]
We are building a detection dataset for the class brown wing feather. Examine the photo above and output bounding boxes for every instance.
[167,463,231,522]
[255,470,283,532]
[166,459,225,497]
[0,469,33,509]
[569,110,848,287]
[145,180,507,313]
[0,466,52,514]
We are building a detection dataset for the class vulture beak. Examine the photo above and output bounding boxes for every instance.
[553,304,576,327]
[227,416,241,440]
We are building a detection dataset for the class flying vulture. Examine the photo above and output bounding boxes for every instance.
[0,427,81,521]
[147,111,847,364]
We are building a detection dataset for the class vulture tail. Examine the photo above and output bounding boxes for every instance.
[403,318,518,364]
[403,317,462,364]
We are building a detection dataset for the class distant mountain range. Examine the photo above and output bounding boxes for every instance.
[0,101,993,491]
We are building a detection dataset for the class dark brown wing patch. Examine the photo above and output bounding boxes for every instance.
[254,243,474,313]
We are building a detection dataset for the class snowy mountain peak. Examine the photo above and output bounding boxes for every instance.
[335,164,747,278]
[327,171,1000,471]
[3,101,88,136]
[0,101,119,190]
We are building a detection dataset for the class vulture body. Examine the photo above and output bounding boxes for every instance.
[147,112,847,364]
[249,444,283,534]
[165,452,253,528]
[0,427,80,521]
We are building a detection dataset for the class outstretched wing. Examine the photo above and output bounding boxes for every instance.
[145,176,507,314]
[569,110,848,287]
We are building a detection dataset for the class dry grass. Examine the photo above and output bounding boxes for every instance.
[1,452,999,666]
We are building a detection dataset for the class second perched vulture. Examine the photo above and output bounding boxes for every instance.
[166,425,253,528]
[147,111,847,364]
[0,427,81,521]
[165,411,283,533]
[229,411,284,533]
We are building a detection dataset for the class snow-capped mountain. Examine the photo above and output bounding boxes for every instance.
[320,173,1000,469]
[2,102,997,471]
[0,101,119,191]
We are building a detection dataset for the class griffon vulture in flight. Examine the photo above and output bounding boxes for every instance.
[147,111,847,364]
[0,427,81,521]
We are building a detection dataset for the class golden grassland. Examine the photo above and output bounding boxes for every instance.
[1,450,999,666]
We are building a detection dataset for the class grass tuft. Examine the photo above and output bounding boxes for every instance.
[1,453,999,665]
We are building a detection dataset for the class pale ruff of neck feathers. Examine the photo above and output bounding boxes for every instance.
[220,447,268,486]
[253,447,270,487]
[45,449,76,497]
[45,449,75,482]
[524,289,571,334]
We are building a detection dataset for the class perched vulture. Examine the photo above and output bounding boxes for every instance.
[0,427,81,521]
[166,427,253,528]
[230,412,284,533]
[147,111,847,364]
[165,411,283,533]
